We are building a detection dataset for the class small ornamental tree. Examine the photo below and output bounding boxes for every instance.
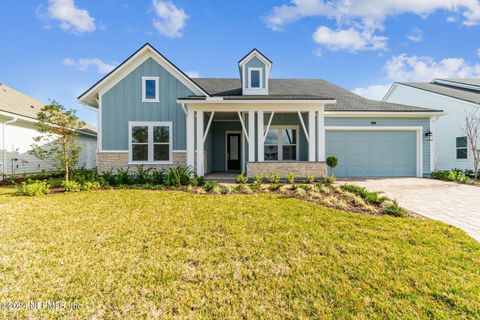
[326,156,338,176]
[464,108,480,180]
[30,101,85,182]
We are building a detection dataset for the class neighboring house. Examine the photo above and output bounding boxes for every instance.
[79,43,443,178]
[384,78,480,171]
[0,83,97,175]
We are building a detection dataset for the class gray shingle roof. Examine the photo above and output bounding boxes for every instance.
[0,83,97,134]
[437,78,480,87]
[185,78,442,112]
[399,82,480,105]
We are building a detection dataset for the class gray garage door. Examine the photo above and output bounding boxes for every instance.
[326,130,417,178]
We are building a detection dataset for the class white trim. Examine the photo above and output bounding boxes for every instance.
[238,50,272,68]
[142,76,160,103]
[203,112,215,143]
[186,108,195,168]
[237,111,250,143]
[225,131,242,171]
[241,113,246,172]
[79,44,209,107]
[264,112,275,142]
[308,110,316,161]
[97,94,102,151]
[298,111,310,143]
[179,99,334,106]
[98,150,128,153]
[317,107,325,162]
[325,111,445,117]
[247,67,263,89]
[128,121,173,164]
[257,111,264,162]
[263,125,300,161]
[196,111,204,176]
[430,117,435,172]
[248,111,255,162]
[325,126,423,177]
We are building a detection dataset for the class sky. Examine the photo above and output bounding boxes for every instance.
[2,0,480,127]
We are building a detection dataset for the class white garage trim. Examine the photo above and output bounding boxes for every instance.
[325,126,423,177]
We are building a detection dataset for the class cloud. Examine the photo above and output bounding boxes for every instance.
[407,28,423,42]
[45,0,96,33]
[477,48,480,57]
[313,25,387,51]
[63,58,116,74]
[152,0,189,38]
[353,54,480,100]
[185,71,200,78]
[265,0,480,51]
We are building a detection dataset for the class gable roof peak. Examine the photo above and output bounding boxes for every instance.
[238,48,272,66]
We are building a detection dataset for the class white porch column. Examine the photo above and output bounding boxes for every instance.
[196,110,204,176]
[317,107,325,162]
[186,107,195,169]
[257,111,264,162]
[308,110,316,161]
[248,111,255,162]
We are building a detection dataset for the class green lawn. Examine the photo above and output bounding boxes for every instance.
[0,188,479,319]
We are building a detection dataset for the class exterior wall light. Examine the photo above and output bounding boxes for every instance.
[425,130,433,141]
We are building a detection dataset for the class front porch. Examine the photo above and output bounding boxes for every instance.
[182,101,329,178]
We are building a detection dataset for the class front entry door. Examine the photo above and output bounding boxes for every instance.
[227,133,241,171]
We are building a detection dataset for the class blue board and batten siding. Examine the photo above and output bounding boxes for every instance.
[325,117,431,177]
[243,57,267,89]
[101,58,193,151]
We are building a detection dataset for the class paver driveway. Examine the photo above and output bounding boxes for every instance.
[340,178,480,241]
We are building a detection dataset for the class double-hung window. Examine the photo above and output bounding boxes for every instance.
[456,136,468,159]
[142,76,159,102]
[248,68,262,89]
[264,127,298,161]
[129,121,172,163]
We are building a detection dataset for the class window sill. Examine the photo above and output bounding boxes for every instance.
[142,99,160,103]
[128,161,173,165]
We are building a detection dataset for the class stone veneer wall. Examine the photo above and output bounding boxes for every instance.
[97,151,207,174]
[247,161,326,179]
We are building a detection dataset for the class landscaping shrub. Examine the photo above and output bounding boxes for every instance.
[384,200,406,217]
[268,172,280,183]
[431,169,475,184]
[326,156,338,175]
[322,175,336,186]
[152,170,165,185]
[250,183,261,192]
[17,180,50,196]
[235,172,249,184]
[203,180,218,192]
[341,184,386,205]
[431,170,450,180]
[115,168,131,185]
[307,175,315,183]
[135,165,153,184]
[254,172,264,184]
[81,181,101,191]
[164,166,194,187]
[61,180,81,192]
[268,184,283,191]
[287,172,295,184]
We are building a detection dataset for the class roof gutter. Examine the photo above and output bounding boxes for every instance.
[1,115,17,177]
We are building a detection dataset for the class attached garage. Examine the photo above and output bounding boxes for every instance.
[325,128,422,178]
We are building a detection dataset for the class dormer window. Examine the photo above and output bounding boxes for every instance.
[142,76,159,102]
[249,68,262,89]
[239,49,272,96]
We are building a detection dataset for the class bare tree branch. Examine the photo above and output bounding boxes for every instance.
[464,108,480,180]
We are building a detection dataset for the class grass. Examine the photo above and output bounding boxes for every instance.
[0,187,479,319]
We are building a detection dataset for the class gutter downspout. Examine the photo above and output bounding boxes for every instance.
[2,116,17,177]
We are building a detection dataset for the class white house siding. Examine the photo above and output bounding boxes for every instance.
[384,84,478,171]
[0,120,97,175]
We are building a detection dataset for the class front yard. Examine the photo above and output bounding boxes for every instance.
[0,188,479,318]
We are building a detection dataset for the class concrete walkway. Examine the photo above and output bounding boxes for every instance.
[340,178,480,241]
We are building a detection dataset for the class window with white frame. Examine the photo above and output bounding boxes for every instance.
[456,136,468,159]
[129,122,172,163]
[248,68,262,89]
[264,127,298,161]
[142,76,159,102]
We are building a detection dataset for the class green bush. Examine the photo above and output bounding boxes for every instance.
[341,184,387,205]
[204,180,218,192]
[164,166,194,187]
[82,181,101,191]
[135,165,153,184]
[268,184,283,191]
[306,175,315,183]
[431,170,450,180]
[62,180,81,192]
[322,175,336,186]
[326,156,338,175]
[268,172,280,184]
[115,168,131,185]
[384,200,406,217]
[250,183,261,192]
[235,172,249,184]
[287,172,295,184]
[17,180,50,196]
[254,172,264,184]
[152,170,165,185]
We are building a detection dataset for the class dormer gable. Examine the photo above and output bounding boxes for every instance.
[238,49,272,96]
